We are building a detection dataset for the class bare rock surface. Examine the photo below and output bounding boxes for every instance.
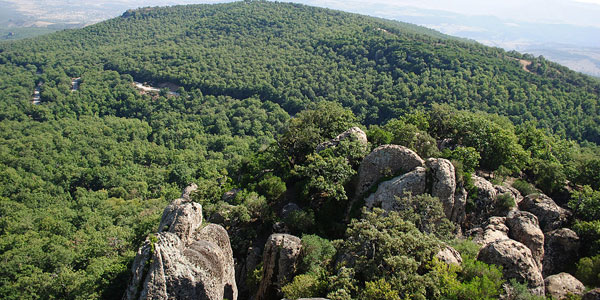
[544,273,585,299]
[256,234,302,300]
[364,167,426,211]
[426,158,456,219]
[506,210,545,271]
[124,186,237,300]
[451,187,467,224]
[316,127,368,152]
[519,194,571,232]
[356,145,424,197]
[477,239,545,296]
[436,245,463,266]
[543,228,580,276]
[468,175,498,227]
[472,217,509,246]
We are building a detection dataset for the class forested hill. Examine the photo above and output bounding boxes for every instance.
[1,1,600,142]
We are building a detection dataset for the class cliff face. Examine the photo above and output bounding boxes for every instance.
[123,185,237,300]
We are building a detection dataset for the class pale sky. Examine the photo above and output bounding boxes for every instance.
[294,0,600,28]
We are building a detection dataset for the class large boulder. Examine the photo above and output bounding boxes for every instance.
[544,273,585,299]
[467,175,498,227]
[436,245,463,266]
[451,187,467,224]
[316,127,368,152]
[255,234,302,300]
[356,145,424,197]
[124,195,237,300]
[364,167,426,211]
[471,217,509,246]
[426,158,456,220]
[506,211,544,271]
[519,194,571,232]
[477,239,545,296]
[543,228,580,276]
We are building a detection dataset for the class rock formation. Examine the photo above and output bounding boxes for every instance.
[436,245,463,266]
[543,228,580,276]
[123,185,237,300]
[355,145,424,197]
[583,289,600,300]
[519,194,571,232]
[471,217,509,246]
[468,175,498,226]
[316,127,368,152]
[477,239,545,296]
[364,167,426,211]
[255,234,302,300]
[505,210,544,271]
[426,158,456,219]
[544,273,585,299]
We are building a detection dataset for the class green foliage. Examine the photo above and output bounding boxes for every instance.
[282,273,327,300]
[256,175,287,201]
[284,210,316,234]
[530,158,566,195]
[443,147,481,173]
[360,278,401,300]
[496,193,516,213]
[572,220,600,257]
[576,255,600,287]
[576,159,600,190]
[512,179,538,196]
[293,153,356,203]
[299,235,336,274]
[507,279,547,300]
[394,193,456,240]
[381,119,439,158]
[569,186,600,221]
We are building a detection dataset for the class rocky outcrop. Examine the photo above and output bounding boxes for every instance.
[583,289,600,300]
[468,175,498,226]
[426,158,456,219]
[281,202,301,219]
[495,185,523,205]
[519,194,571,232]
[506,211,544,271]
[471,217,509,246]
[543,228,580,276]
[364,167,426,211]
[356,145,425,197]
[316,127,368,152]
[477,239,545,296]
[451,187,467,224]
[436,245,463,266]
[544,273,585,300]
[256,234,302,300]
[123,185,237,300]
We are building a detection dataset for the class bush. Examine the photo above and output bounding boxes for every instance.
[300,235,335,274]
[573,220,600,257]
[282,273,327,300]
[284,209,316,234]
[360,278,401,300]
[257,175,286,201]
[512,179,537,196]
[394,193,455,240]
[443,147,481,173]
[496,193,516,213]
[507,278,547,300]
[576,255,600,286]
[569,185,600,221]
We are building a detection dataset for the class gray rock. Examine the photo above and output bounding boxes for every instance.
[157,199,203,243]
[426,158,456,220]
[519,194,571,232]
[472,217,509,246]
[364,167,426,211]
[124,199,237,300]
[583,288,600,300]
[356,145,425,197]
[436,245,463,266]
[255,234,302,300]
[468,175,498,226]
[181,183,198,200]
[477,239,545,296]
[544,273,585,299]
[281,202,301,219]
[495,185,523,205]
[506,210,545,271]
[316,126,368,152]
[543,228,580,276]
[451,187,467,224]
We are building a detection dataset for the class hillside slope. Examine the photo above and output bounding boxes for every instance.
[1,1,599,142]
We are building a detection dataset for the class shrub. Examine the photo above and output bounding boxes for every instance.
[575,255,600,286]
[360,278,401,300]
[496,193,516,213]
[284,209,315,234]
[257,175,286,201]
[300,235,335,274]
[512,179,537,196]
[281,273,327,300]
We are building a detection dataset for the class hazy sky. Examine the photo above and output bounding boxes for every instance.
[294,0,600,28]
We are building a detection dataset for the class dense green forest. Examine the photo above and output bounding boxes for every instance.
[1,1,600,299]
